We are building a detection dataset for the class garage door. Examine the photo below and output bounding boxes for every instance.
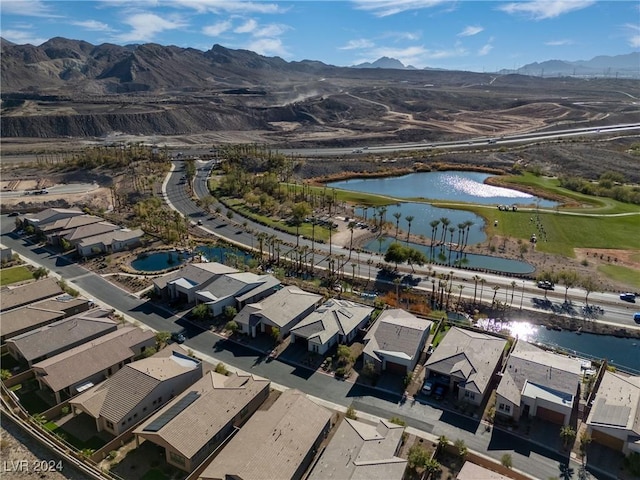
[385,361,406,375]
[536,406,565,425]
[591,429,625,451]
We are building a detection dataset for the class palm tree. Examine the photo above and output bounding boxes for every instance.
[429,220,440,261]
[492,285,500,306]
[479,278,486,305]
[393,212,402,240]
[457,223,465,252]
[367,258,374,284]
[457,284,464,306]
[347,221,356,259]
[463,220,474,251]
[405,215,414,244]
[510,280,517,306]
[447,226,455,264]
[257,232,267,262]
[378,206,387,231]
[439,217,450,246]
[351,262,357,282]
[431,279,437,308]
[472,275,481,304]
[393,277,401,305]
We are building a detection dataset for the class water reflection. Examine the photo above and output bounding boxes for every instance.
[473,319,640,373]
[329,171,558,207]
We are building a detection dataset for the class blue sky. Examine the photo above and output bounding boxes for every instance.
[1,1,638,72]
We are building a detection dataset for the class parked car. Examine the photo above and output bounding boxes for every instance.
[421,380,434,396]
[537,281,554,290]
[634,313,640,323]
[620,293,636,303]
[426,343,434,356]
[171,332,186,344]
[434,385,447,400]
[8,212,20,217]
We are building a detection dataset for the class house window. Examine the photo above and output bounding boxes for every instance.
[464,391,475,400]
[134,413,138,418]
[143,407,147,412]
[498,403,505,411]
[106,421,114,429]
[505,405,511,413]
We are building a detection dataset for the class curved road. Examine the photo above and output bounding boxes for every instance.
[165,160,640,332]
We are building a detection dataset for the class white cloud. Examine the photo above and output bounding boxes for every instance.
[339,38,375,50]
[254,23,289,38]
[234,19,257,34]
[458,25,483,37]
[0,0,61,18]
[168,0,284,15]
[71,20,112,32]
[113,13,187,43]
[624,23,640,48]
[352,0,449,17]
[202,20,232,36]
[499,1,595,20]
[545,39,574,46]
[381,31,421,42]
[1,29,47,45]
[245,37,289,57]
[478,43,493,56]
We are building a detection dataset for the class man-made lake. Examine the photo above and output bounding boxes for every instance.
[329,171,557,206]
[366,236,535,274]
[131,251,189,272]
[330,171,558,244]
[476,318,640,374]
[131,246,252,272]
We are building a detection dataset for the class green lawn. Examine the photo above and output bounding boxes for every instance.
[598,264,640,290]
[287,183,398,207]
[43,421,106,451]
[443,203,640,256]
[225,198,331,242]
[0,265,32,286]
[496,173,640,214]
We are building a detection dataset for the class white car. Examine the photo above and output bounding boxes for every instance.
[421,380,434,395]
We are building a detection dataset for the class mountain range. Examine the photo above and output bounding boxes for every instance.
[1,37,638,95]
[352,52,639,77]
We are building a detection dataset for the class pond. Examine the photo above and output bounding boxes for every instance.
[476,319,640,374]
[130,246,253,272]
[330,171,558,243]
[366,236,535,274]
[355,202,487,245]
[131,251,189,272]
[194,245,253,265]
[329,171,558,207]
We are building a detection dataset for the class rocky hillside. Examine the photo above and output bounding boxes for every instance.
[2,37,639,141]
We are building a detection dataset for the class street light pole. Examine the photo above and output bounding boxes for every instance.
[520,280,525,310]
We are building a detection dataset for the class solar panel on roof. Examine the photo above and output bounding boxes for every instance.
[143,391,200,432]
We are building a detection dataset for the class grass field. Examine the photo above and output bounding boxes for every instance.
[0,265,32,286]
[496,173,640,214]
[450,205,640,256]
[224,199,331,242]
[598,265,640,290]
[288,183,398,207]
